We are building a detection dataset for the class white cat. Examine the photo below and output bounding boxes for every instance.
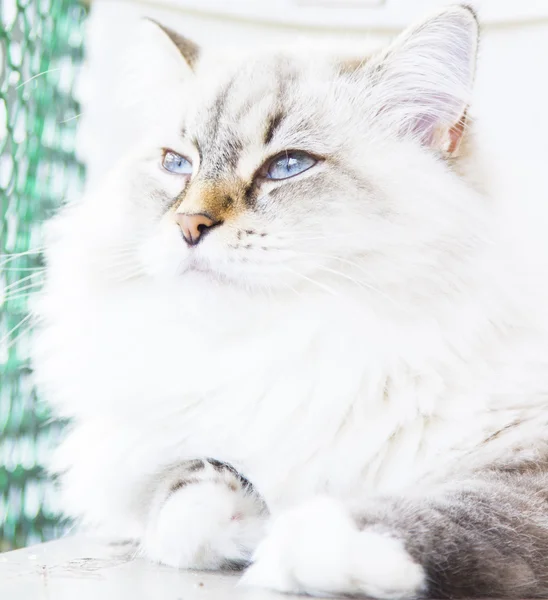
[33,5,548,598]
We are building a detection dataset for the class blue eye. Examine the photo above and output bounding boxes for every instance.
[163,150,193,175]
[266,151,317,180]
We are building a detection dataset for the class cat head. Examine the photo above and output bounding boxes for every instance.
[71,5,484,302]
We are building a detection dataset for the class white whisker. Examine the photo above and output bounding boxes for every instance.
[1,267,45,272]
[311,263,405,311]
[1,320,35,353]
[107,247,140,256]
[0,248,45,267]
[0,289,41,303]
[288,250,404,310]
[282,281,303,298]
[16,68,60,89]
[114,268,147,283]
[103,260,142,271]
[1,272,44,294]
[1,280,44,297]
[1,287,43,303]
[0,313,35,348]
[59,113,82,124]
[282,266,339,297]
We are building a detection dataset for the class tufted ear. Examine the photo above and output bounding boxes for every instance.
[368,5,479,155]
[147,20,200,71]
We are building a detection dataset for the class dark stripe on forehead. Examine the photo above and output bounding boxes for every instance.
[199,57,298,178]
[260,57,297,147]
[221,138,244,171]
[273,56,298,103]
[207,75,237,142]
[198,75,245,176]
[264,112,284,145]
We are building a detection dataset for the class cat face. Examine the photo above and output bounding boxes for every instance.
[87,6,482,298]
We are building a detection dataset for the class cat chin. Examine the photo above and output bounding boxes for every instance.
[143,261,262,293]
[141,251,299,294]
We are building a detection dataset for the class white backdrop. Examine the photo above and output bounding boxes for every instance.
[77,0,548,188]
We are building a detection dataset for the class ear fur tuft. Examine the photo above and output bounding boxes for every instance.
[368,4,480,154]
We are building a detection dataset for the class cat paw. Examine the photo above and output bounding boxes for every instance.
[242,496,425,599]
[142,459,267,570]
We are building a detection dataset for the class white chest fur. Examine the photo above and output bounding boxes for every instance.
[34,269,540,536]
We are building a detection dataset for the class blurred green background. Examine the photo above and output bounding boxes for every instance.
[0,0,86,550]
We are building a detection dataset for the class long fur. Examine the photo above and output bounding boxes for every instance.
[33,5,548,598]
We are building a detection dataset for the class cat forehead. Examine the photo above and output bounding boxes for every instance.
[182,52,344,175]
[192,55,329,132]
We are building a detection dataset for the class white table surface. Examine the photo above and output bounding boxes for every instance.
[0,536,311,600]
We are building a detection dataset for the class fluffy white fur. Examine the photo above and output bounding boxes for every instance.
[243,496,426,598]
[32,5,548,598]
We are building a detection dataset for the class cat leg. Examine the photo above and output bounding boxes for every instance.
[243,471,548,598]
[141,458,268,570]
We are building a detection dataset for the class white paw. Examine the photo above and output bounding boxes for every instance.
[242,496,426,599]
[142,461,266,569]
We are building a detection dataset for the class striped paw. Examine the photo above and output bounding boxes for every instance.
[142,458,267,570]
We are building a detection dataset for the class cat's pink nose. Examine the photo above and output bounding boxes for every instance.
[175,212,219,246]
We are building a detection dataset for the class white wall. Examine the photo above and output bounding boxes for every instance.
[78,0,548,187]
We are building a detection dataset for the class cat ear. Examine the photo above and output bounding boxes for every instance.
[147,20,200,71]
[78,19,200,175]
[369,5,479,155]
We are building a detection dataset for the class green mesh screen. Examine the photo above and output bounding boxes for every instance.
[0,0,86,551]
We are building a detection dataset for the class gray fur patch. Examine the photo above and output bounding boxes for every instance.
[355,468,548,598]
